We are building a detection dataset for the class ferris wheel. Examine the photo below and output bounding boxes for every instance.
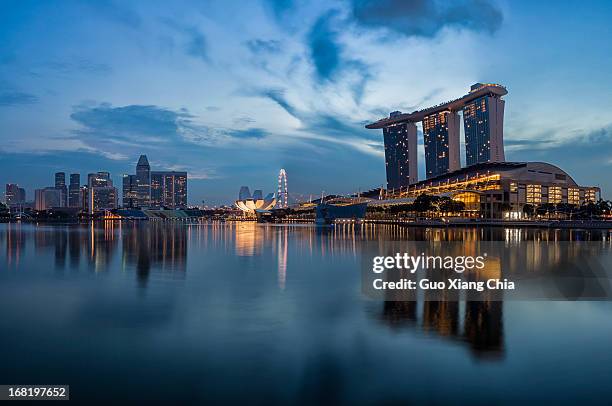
[277,169,288,208]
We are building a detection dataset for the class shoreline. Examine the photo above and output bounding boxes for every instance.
[1,218,611,230]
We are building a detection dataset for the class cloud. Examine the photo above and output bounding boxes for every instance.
[71,103,188,143]
[252,87,382,155]
[308,11,343,80]
[185,27,208,61]
[70,103,268,153]
[305,10,373,101]
[350,0,503,37]
[227,128,267,139]
[162,18,208,62]
[43,59,113,75]
[266,0,295,20]
[232,115,256,126]
[246,39,282,54]
[0,90,38,107]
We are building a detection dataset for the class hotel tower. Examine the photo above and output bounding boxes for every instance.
[367,83,507,187]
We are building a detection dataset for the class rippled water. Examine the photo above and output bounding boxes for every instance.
[0,222,611,404]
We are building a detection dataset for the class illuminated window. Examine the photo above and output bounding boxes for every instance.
[584,189,596,203]
[568,188,580,205]
[453,192,480,211]
[526,184,542,205]
[549,186,562,204]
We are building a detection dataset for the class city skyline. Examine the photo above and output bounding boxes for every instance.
[1,1,612,204]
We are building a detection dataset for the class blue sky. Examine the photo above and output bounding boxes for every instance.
[1,0,612,205]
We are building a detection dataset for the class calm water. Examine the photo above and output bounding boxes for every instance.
[1,222,612,404]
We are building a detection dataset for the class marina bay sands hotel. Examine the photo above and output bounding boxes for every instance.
[366,83,600,217]
[366,83,506,190]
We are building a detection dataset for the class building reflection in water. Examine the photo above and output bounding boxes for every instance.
[0,221,187,286]
[381,297,504,360]
[121,222,187,286]
[3,222,25,268]
[277,227,288,290]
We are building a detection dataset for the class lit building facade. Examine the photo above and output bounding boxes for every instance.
[122,174,138,208]
[382,117,418,191]
[88,186,118,214]
[5,184,25,207]
[463,86,505,166]
[54,172,67,207]
[235,186,276,213]
[378,162,600,219]
[422,111,460,179]
[86,172,117,214]
[35,187,62,210]
[136,155,151,207]
[69,173,81,208]
[88,172,112,188]
[150,171,187,209]
[366,83,507,186]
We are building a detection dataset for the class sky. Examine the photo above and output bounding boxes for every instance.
[1,0,612,205]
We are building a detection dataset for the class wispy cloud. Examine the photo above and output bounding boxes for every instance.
[246,39,282,54]
[162,18,209,62]
[350,0,503,37]
[251,87,382,156]
[0,90,38,107]
[70,103,269,154]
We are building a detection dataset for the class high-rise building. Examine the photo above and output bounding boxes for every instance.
[422,111,460,179]
[463,84,505,166]
[88,186,118,214]
[122,174,138,208]
[382,115,418,191]
[150,171,188,209]
[86,172,117,213]
[35,187,62,210]
[54,172,67,207]
[5,184,26,207]
[88,172,112,188]
[366,83,507,186]
[69,173,81,208]
[136,155,151,207]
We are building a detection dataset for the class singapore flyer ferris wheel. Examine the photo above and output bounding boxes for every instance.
[277,169,288,208]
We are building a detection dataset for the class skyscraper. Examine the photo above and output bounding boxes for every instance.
[122,174,138,208]
[136,155,151,208]
[88,172,112,188]
[69,173,81,208]
[463,84,505,166]
[88,186,118,214]
[35,187,62,210]
[5,184,25,207]
[422,111,460,179]
[86,172,117,214]
[366,83,507,183]
[150,171,188,209]
[382,115,418,190]
[55,172,67,207]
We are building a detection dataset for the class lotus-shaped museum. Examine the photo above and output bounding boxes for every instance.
[235,186,276,213]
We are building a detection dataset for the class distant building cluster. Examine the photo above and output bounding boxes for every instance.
[122,155,188,210]
[3,154,188,214]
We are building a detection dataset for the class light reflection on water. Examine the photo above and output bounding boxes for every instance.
[0,221,611,404]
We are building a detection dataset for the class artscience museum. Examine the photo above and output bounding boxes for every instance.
[235,186,276,213]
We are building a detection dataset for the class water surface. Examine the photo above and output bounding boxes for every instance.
[1,222,611,404]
